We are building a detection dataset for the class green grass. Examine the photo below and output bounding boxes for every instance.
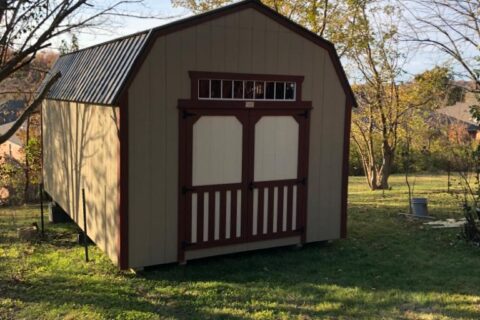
[1,174,480,319]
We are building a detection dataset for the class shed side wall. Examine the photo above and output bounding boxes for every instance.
[42,100,120,264]
[128,8,346,267]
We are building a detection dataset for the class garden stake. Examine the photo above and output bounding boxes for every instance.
[40,182,44,235]
[82,188,89,262]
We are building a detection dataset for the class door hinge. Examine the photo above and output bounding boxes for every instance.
[248,182,254,190]
[182,110,196,119]
[182,186,195,194]
[299,177,307,185]
[181,240,191,249]
[298,110,309,118]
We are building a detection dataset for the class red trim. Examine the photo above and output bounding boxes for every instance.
[179,99,312,109]
[118,93,129,269]
[178,106,310,258]
[190,71,304,83]
[340,98,353,238]
[115,0,356,108]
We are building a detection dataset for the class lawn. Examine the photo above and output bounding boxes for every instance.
[1,175,480,319]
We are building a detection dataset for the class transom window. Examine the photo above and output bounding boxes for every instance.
[198,79,296,101]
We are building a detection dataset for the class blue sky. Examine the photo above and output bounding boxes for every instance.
[64,0,446,79]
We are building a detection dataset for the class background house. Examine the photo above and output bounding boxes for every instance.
[437,89,480,141]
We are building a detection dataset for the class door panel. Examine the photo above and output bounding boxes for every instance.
[254,116,299,181]
[192,116,243,186]
[248,111,307,241]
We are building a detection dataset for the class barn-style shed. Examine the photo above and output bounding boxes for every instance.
[42,0,356,270]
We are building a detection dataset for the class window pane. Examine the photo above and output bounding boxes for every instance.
[222,80,233,99]
[255,81,265,99]
[285,82,295,100]
[234,81,243,99]
[199,80,210,98]
[245,81,254,99]
[211,80,221,98]
[266,82,275,99]
[275,82,285,99]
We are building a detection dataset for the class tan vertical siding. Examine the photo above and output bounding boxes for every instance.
[42,100,120,264]
[149,37,167,266]
[128,8,347,267]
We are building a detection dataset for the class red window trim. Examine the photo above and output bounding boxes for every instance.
[189,71,305,103]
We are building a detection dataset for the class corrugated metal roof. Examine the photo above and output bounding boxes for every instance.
[44,31,150,105]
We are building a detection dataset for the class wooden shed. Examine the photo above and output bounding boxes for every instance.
[41,0,356,270]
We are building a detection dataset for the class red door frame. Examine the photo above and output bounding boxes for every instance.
[178,107,310,261]
[177,72,313,262]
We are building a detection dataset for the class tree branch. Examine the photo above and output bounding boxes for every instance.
[0,72,60,145]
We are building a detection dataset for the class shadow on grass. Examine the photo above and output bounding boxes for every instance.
[2,179,480,319]
[133,240,480,319]
[2,230,480,319]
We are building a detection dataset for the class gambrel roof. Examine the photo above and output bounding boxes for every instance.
[45,32,149,105]
[43,0,356,107]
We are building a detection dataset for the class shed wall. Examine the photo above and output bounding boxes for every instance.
[42,100,120,264]
[128,8,346,267]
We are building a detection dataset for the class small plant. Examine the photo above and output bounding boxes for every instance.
[449,144,480,244]
[461,203,480,245]
[449,100,480,244]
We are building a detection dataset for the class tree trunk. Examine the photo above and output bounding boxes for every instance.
[377,148,394,189]
[360,156,379,190]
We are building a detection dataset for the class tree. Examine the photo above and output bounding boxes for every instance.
[349,2,405,190]
[402,0,480,91]
[0,0,163,144]
[171,0,365,57]
[347,0,453,190]
[59,33,80,54]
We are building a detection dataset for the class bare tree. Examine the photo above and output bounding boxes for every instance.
[0,0,168,144]
[402,0,480,91]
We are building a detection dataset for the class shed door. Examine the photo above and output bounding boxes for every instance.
[248,111,308,242]
[180,109,308,252]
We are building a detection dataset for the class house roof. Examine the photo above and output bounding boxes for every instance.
[437,91,480,131]
[43,0,356,107]
[0,99,25,125]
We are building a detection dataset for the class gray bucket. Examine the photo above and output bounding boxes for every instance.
[411,198,428,217]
